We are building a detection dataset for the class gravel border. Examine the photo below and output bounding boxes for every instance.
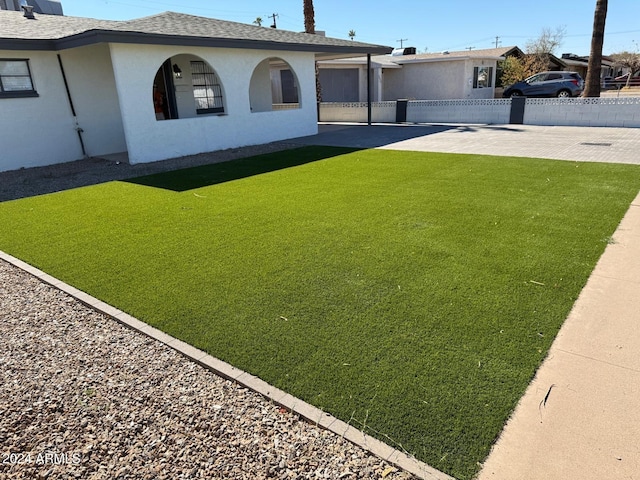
[0,257,424,479]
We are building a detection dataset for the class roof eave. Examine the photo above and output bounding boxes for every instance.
[0,38,56,50]
[394,55,504,64]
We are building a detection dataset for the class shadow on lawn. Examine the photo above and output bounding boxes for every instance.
[124,146,360,192]
[0,145,356,201]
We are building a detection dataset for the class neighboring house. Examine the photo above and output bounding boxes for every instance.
[318,47,514,102]
[0,0,63,15]
[0,9,389,172]
[560,53,615,82]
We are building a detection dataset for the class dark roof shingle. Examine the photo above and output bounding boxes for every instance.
[0,10,391,57]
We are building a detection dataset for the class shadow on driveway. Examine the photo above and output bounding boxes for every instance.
[291,123,524,149]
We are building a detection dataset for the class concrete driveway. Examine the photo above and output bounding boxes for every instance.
[293,123,640,165]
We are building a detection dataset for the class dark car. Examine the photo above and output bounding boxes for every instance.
[503,71,584,98]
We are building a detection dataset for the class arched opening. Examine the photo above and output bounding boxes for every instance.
[152,54,226,121]
[249,57,300,113]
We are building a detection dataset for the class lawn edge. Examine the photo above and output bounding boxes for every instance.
[0,249,454,480]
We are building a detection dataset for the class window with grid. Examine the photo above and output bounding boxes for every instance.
[191,61,224,114]
[0,59,38,98]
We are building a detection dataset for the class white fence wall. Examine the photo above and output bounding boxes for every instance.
[319,97,640,128]
[319,101,396,123]
[407,99,511,124]
[523,97,640,127]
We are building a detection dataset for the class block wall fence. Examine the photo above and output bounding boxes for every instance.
[319,97,640,128]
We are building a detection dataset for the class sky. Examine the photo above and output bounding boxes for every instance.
[58,0,640,56]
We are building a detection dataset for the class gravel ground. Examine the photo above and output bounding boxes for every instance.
[0,259,417,479]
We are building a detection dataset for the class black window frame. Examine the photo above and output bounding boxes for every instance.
[0,58,38,98]
[473,66,493,89]
[190,60,225,115]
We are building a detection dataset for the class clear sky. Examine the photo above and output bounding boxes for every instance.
[59,0,640,56]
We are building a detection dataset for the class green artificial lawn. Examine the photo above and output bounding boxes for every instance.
[1,147,639,479]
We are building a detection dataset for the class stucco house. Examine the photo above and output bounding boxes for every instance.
[318,47,517,102]
[0,8,390,172]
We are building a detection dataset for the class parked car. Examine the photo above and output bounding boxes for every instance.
[503,71,584,98]
[612,72,640,88]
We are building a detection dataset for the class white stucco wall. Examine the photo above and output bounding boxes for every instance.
[250,58,273,112]
[109,44,318,164]
[0,50,83,172]
[464,59,498,99]
[58,44,127,157]
[383,60,467,100]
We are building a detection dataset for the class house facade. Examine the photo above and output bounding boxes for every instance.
[0,9,390,172]
[318,48,509,102]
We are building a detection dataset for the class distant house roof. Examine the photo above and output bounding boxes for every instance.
[318,55,402,68]
[0,10,391,59]
[319,46,522,68]
[394,46,522,63]
[561,53,614,68]
[27,0,64,15]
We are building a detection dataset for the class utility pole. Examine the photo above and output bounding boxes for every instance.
[466,46,475,51]
[397,38,408,48]
[494,36,501,48]
[268,13,278,29]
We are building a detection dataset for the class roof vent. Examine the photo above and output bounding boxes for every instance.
[22,4,35,19]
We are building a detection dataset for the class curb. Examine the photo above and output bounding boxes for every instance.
[0,250,453,480]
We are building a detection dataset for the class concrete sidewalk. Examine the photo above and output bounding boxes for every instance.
[295,123,640,479]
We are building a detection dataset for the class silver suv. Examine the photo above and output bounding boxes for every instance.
[503,71,584,98]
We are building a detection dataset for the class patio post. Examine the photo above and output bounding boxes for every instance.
[367,53,372,126]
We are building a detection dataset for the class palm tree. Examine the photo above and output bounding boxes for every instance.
[303,0,315,34]
[348,29,356,41]
[583,0,608,97]
[303,0,321,103]
[253,17,263,27]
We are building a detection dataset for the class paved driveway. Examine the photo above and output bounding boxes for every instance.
[293,123,640,164]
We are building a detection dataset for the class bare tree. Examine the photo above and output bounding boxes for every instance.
[501,26,566,84]
[525,26,566,72]
[525,26,566,56]
[610,51,640,87]
[583,0,608,97]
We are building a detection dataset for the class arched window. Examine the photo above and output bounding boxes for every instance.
[249,57,300,113]
[152,55,226,121]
